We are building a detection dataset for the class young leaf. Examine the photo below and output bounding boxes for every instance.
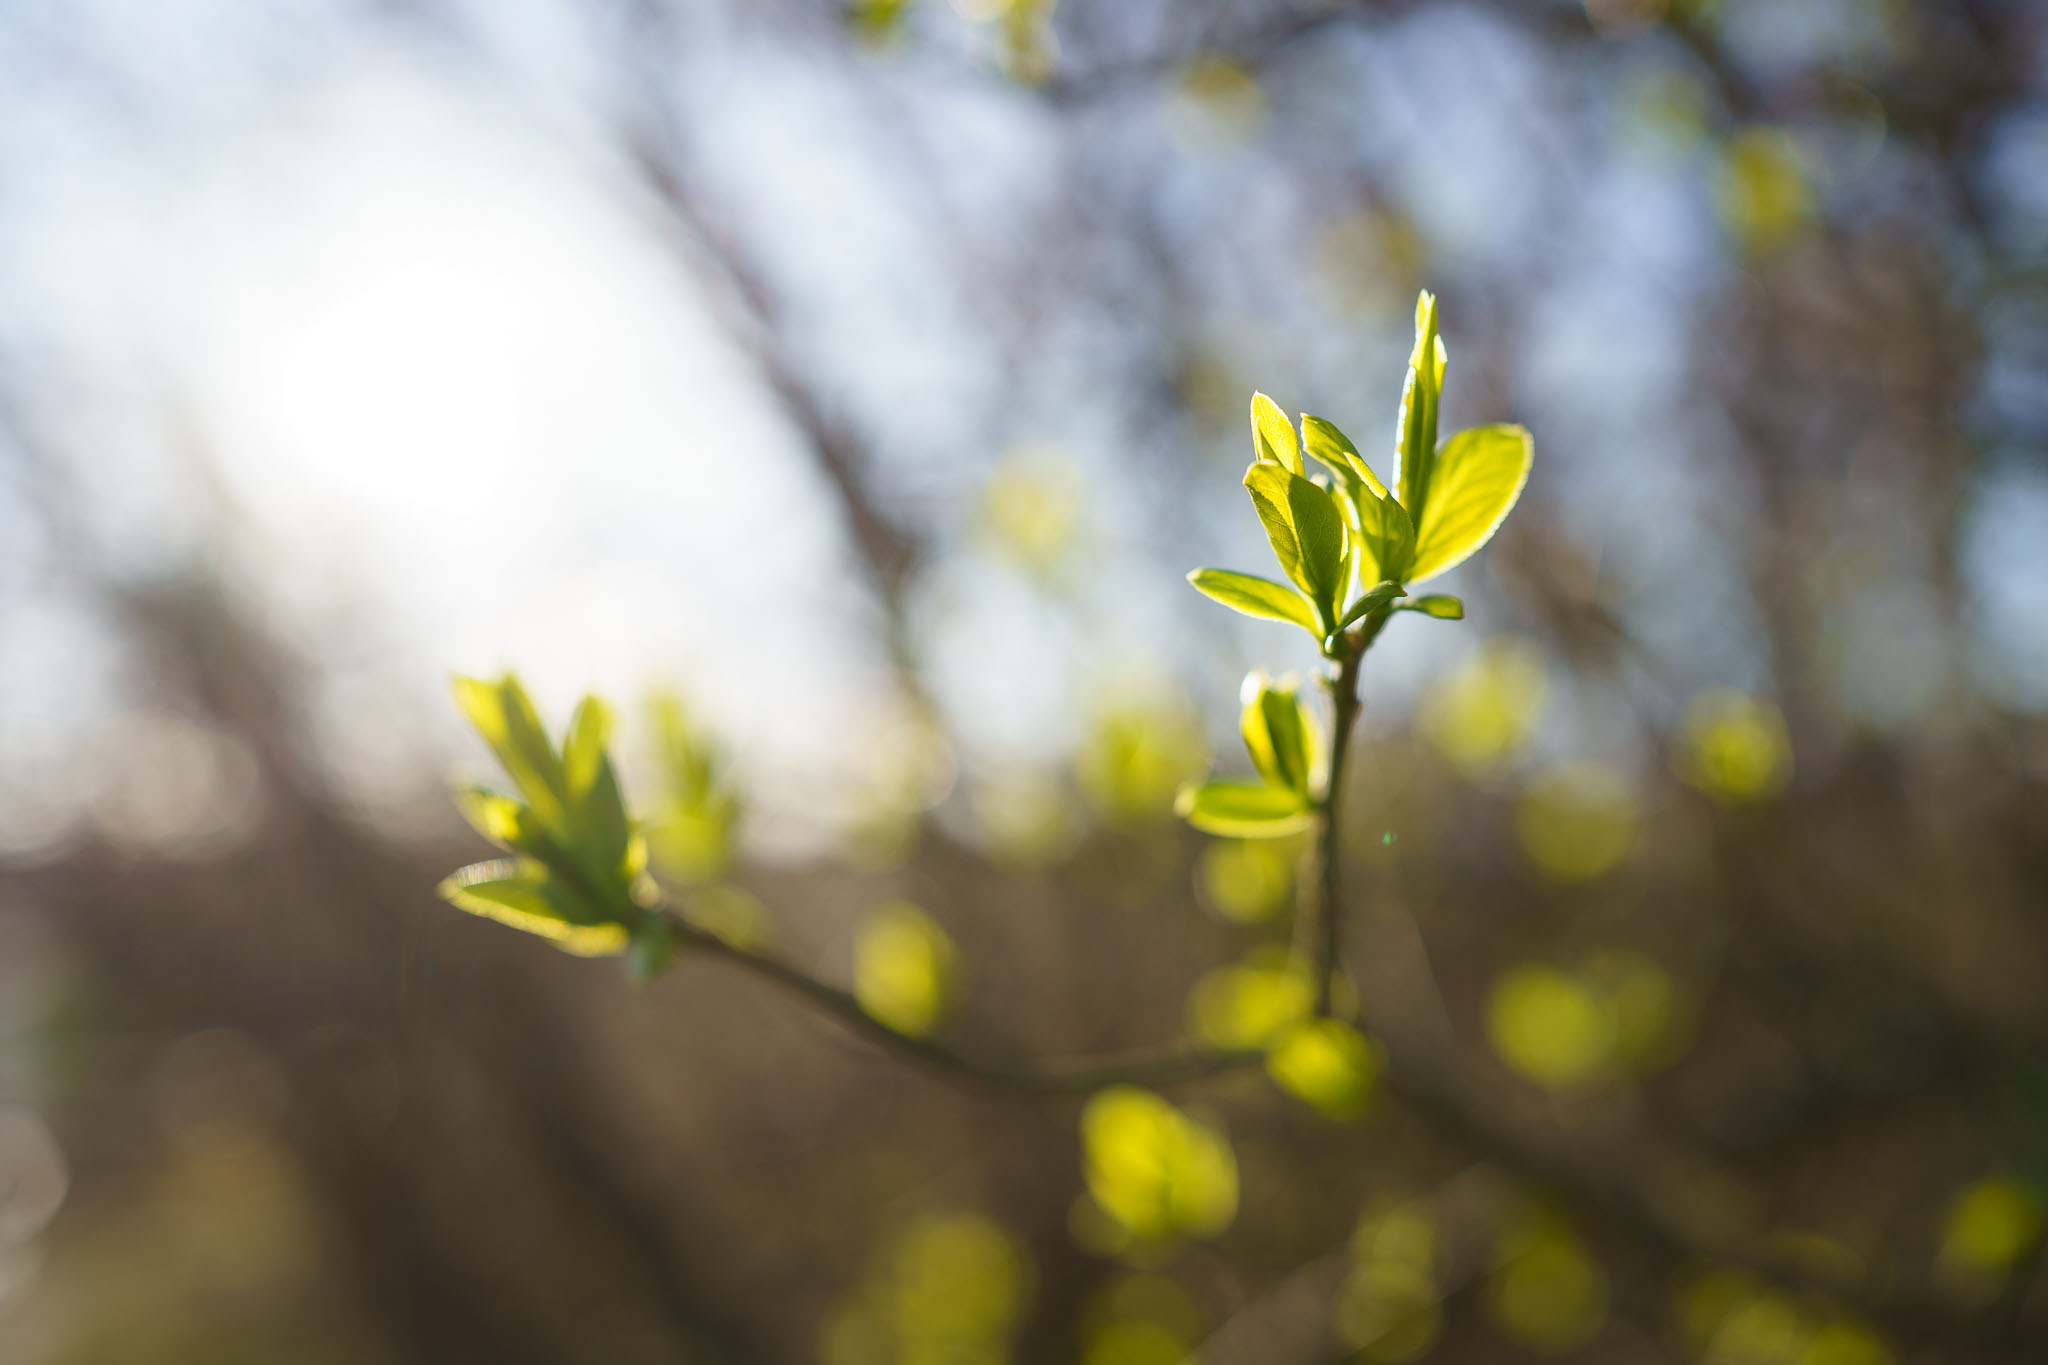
[452,674,573,836]
[1407,424,1533,583]
[438,859,630,957]
[1239,673,1317,798]
[561,695,614,801]
[1174,779,1313,838]
[1402,594,1465,620]
[557,694,638,893]
[1301,414,1390,500]
[1244,463,1349,630]
[1393,291,1447,524]
[1353,483,1416,588]
[454,783,532,853]
[1334,579,1405,634]
[1249,392,1304,475]
[1186,568,1320,634]
[576,754,635,880]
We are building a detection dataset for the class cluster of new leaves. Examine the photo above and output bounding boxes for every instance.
[442,674,673,977]
[1177,291,1533,839]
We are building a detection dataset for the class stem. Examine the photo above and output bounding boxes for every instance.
[658,910,1261,1096]
[1311,621,1371,1016]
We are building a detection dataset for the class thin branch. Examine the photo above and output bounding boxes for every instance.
[1309,622,1368,1017]
[659,907,1261,1096]
[1306,610,1390,1016]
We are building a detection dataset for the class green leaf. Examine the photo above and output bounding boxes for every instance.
[1174,779,1313,838]
[1353,483,1416,588]
[452,674,573,836]
[1394,291,1447,524]
[454,783,532,853]
[558,693,638,891]
[1244,463,1349,630]
[1239,672,1318,798]
[1301,414,1389,500]
[1402,594,1465,620]
[1186,568,1320,634]
[1249,392,1304,475]
[561,695,614,800]
[1335,579,1405,635]
[586,756,634,865]
[1407,424,1532,583]
[438,860,629,957]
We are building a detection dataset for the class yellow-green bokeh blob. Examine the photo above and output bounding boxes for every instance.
[1717,126,1813,256]
[1076,690,1209,826]
[1188,953,1312,1050]
[1487,965,1614,1090]
[1080,1273,1199,1365]
[1196,837,1296,923]
[855,902,958,1038]
[681,884,772,951]
[979,447,1085,578]
[1335,1260,1440,1363]
[1938,1175,2044,1292]
[1265,1018,1381,1122]
[1488,1224,1609,1354]
[1165,53,1266,148]
[1081,1087,1238,1247]
[1677,690,1791,803]
[1515,761,1637,882]
[1423,637,1547,780]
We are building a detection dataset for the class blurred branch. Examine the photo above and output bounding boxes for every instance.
[606,0,930,699]
[660,902,1264,1094]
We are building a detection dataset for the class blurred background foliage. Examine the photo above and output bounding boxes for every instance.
[0,0,2045,1362]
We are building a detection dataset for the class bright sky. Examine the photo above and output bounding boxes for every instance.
[0,13,918,852]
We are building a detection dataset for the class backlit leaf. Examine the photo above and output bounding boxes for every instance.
[454,783,533,853]
[1302,414,1389,500]
[1244,463,1349,629]
[1394,291,1446,522]
[452,674,573,835]
[1354,484,1416,587]
[1249,392,1304,475]
[438,859,629,957]
[1335,579,1404,634]
[1186,568,1320,634]
[1239,672,1318,798]
[1408,424,1532,584]
[1173,779,1312,838]
[1402,594,1464,620]
[561,695,613,799]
